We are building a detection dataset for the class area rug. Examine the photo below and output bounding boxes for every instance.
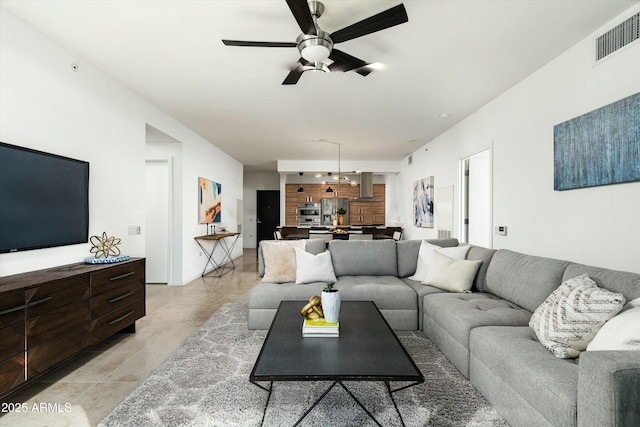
[99,303,509,426]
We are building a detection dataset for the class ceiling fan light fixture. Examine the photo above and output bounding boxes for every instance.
[297,31,333,62]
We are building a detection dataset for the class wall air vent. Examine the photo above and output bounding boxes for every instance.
[595,12,639,62]
[408,155,413,165]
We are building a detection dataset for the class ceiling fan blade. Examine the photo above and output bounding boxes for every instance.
[286,0,317,35]
[282,66,304,85]
[330,4,408,44]
[222,40,297,48]
[328,49,369,73]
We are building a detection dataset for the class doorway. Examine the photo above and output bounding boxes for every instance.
[145,159,172,283]
[460,149,492,247]
[257,190,280,244]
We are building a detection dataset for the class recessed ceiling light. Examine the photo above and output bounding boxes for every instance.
[439,113,452,119]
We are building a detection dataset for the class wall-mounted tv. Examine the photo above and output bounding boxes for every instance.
[0,142,90,253]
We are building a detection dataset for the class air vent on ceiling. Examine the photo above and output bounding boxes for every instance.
[595,12,639,62]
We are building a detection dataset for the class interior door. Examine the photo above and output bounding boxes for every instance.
[257,190,280,243]
[461,149,492,247]
[145,159,170,283]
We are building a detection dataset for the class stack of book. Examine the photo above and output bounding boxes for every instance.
[302,318,339,337]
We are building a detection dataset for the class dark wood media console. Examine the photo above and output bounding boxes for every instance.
[0,258,145,399]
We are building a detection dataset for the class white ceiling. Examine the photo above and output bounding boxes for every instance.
[2,0,636,171]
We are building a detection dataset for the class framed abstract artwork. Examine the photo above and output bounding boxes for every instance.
[414,176,434,228]
[198,177,222,224]
[554,92,640,191]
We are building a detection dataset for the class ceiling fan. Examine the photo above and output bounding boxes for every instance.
[222,0,408,85]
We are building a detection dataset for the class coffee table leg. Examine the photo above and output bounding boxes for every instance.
[337,382,384,427]
[254,380,419,426]
[292,381,340,427]
[250,381,272,427]
[387,381,423,427]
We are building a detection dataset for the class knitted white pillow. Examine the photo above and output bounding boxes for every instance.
[261,240,306,283]
[529,274,625,358]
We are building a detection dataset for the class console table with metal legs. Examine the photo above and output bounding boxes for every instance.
[194,232,241,277]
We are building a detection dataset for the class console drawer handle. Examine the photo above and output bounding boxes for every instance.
[109,291,134,304]
[27,296,53,308]
[108,271,135,281]
[0,303,28,316]
[108,310,134,325]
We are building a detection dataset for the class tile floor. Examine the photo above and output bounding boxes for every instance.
[0,249,259,427]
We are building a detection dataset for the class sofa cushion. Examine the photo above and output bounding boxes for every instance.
[402,278,446,330]
[422,251,482,293]
[333,275,417,311]
[529,274,625,358]
[423,292,532,377]
[470,326,578,427]
[258,238,326,277]
[562,263,640,302]
[250,275,416,311]
[294,248,337,285]
[261,240,306,283]
[465,246,497,292]
[329,240,398,276]
[249,281,327,310]
[484,249,570,312]
[396,238,459,278]
[587,297,640,351]
[409,241,470,282]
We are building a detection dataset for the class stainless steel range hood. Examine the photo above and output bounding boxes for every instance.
[352,172,382,201]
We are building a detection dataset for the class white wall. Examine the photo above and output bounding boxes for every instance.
[401,5,640,274]
[0,8,243,281]
[243,171,280,248]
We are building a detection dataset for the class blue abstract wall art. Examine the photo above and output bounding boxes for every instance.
[413,176,434,228]
[554,92,639,191]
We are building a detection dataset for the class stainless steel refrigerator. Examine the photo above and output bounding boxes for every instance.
[321,198,349,225]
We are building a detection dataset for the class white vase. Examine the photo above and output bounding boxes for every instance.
[322,290,341,324]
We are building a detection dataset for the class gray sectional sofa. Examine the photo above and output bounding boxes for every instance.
[248,238,640,427]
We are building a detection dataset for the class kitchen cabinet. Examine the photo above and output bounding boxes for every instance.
[285,184,385,226]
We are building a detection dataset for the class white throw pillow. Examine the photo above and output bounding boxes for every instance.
[295,248,337,284]
[421,250,482,292]
[587,297,640,351]
[529,274,625,358]
[261,240,306,283]
[409,240,470,282]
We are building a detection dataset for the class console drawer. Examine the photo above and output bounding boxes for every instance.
[25,277,90,318]
[0,291,25,329]
[91,280,144,318]
[90,260,144,296]
[26,300,91,348]
[0,353,25,396]
[27,325,90,378]
[0,324,25,361]
[91,298,145,344]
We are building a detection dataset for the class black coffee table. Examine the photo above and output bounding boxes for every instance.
[250,301,423,426]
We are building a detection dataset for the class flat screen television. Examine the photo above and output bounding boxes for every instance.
[0,142,90,253]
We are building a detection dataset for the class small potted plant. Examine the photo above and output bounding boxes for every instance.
[322,282,340,324]
[337,207,347,225]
